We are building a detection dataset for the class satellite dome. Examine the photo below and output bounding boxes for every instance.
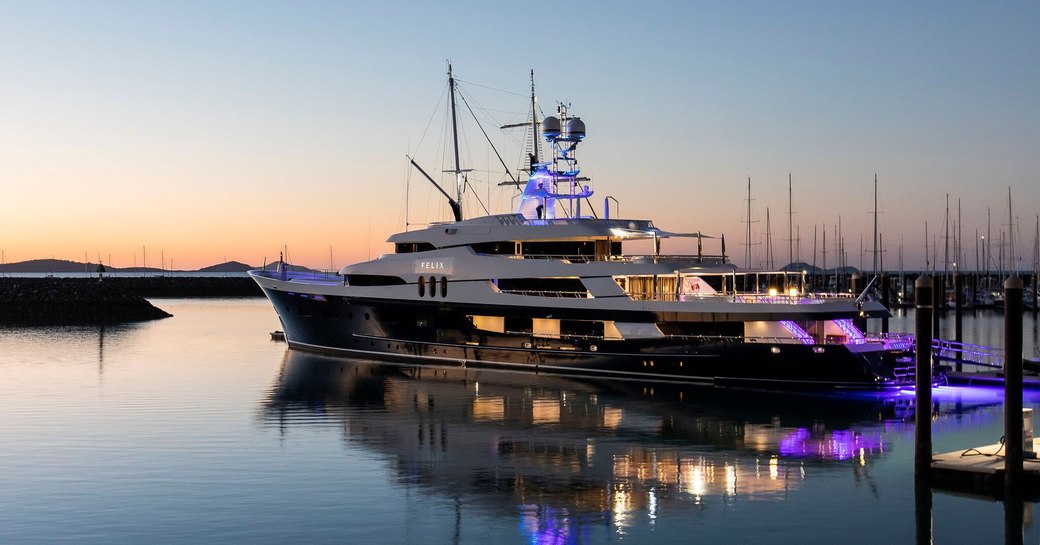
[541,116,561,140]
[566,117,586,140]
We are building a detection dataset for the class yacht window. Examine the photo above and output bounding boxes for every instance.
[441,276,448,297]
[429,276,437,297]
[418,276,425,297]
[395,242,436,254]
[471,241,516,255]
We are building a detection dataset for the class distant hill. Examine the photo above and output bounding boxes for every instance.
[0,259,108,274]
[198,261,254,273]
[0,258,323,274]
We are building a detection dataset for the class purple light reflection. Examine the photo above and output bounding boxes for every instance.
[519,504,587,545]
[778,428,885,461]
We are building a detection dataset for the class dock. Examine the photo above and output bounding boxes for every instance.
[946,371,1040,388]
[931,444,1040,501]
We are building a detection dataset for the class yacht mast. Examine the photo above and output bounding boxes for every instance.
[448,64,463,217]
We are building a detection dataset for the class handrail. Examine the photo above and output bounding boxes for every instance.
[932,338,1005,368]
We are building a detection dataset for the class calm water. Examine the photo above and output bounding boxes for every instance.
[2,299,1039,544]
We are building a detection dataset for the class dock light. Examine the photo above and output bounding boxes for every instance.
[789,288,799,297]
[768,288,778,297]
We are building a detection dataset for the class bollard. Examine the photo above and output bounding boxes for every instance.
[915,275,934,476]
[954,272,963,372]
[1004,276,1024,500]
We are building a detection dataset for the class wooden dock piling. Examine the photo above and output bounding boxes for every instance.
[1004,276,1024,498]
[915,275,933,475]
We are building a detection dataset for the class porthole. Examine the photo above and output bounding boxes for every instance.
[418,276,425,297]
[441,276,448,297]
[429,276,437,297]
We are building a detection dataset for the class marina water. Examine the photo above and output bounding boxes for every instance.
[2,298,1039,544]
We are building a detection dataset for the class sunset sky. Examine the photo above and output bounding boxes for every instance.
[2,2,1038,271]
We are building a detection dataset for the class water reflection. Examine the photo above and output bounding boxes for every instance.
[0,322,140,375]
[263,351,991,539]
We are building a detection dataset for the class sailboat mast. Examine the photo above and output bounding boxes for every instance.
[943,193,949,278]
[822,224,827,288]
[745,177,753,268]
[872,174,878,278]
[1008,187,1015,276]
[957,198,962,271]
[788,174,793,267]
[811,225,818,290]
[448,64,463,215]
[766,207,773,269]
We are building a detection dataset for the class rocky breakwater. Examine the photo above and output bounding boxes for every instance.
[0,278,173,325]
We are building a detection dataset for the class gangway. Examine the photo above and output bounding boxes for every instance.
[931,339,1004,369]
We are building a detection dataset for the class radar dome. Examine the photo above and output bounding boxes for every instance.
[566,117,586,140]
[541,116,561,140]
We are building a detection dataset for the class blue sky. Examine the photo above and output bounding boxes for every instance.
[1,1,1037,270]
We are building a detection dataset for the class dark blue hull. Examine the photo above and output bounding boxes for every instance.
[261,287,922,390]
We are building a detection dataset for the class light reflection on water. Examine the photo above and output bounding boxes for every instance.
[1,299,1039,544]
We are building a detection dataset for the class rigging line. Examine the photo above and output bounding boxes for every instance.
[456,89,520,189]
[455,86,518,141]
[454,78,527,97]
[463,176,490,216]
[412,85,449,157]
